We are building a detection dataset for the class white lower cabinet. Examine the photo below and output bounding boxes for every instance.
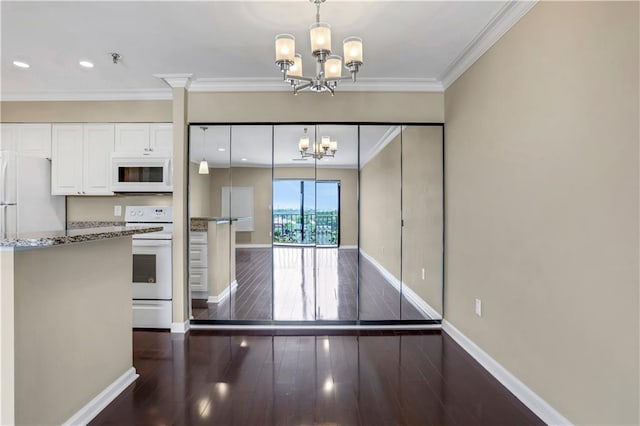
[52,124,114,195]
[189,231,208,293]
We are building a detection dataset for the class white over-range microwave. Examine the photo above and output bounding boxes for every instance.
[111,153,173,193]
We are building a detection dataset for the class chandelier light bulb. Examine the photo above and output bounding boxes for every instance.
[325,55,342,78]
[343,36,363,66]
[275,34,296,63]
[329,140,338,151]
[289,54,303,77]
[309,22,332,55]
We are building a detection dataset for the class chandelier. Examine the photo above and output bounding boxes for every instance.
[274,0,364,95]
[298,128,338,159]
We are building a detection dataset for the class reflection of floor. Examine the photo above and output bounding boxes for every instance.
[91,331,544,426]
[191,247,430,321]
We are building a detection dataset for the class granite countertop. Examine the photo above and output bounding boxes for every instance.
[191,217,247,231]
[0,225,163,250]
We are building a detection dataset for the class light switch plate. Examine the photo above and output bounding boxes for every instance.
[114,205,122,217]
[475,298,482,317]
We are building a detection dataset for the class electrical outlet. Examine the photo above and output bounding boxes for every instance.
[475,298,482,317]
[421,268,426,280]
[114,205,122,217]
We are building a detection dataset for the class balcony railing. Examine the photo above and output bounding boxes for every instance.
[273,212,338,246]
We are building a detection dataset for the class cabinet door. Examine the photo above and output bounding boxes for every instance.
[189,244,208,268]
[114,124,150,152]
[83,124,115,195]
[150,123,173,154]
[51,125,83,195]
[18,124,52,158]
[189,267,208,292]
[0,124,17,151]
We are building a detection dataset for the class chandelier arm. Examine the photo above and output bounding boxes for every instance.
[289,75,314,82]
[294,81,313,94]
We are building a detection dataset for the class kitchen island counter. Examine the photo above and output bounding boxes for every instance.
[0,224,162,249]
[0,226,142,425]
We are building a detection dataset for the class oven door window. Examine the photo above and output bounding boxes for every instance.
[118,166,164,183]
[133,254,157,284]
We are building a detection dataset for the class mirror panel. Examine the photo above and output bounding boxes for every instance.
[188,124,231,320]
[273,124,317,320]
[229,125,274,320]
[401,126,443,319]
[358,125,402,320]
[315,124,358,320]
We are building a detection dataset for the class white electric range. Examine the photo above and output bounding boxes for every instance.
[125,206,173,329]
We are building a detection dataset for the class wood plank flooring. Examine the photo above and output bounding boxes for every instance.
[90,330,544,426]
[192,247,430,321]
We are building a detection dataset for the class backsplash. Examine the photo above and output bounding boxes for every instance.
[66,194,172,222]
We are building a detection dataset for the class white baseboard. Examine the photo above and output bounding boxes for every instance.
[63,367,138,426]
[208,280,238,304]
[359,249,441,320]
[442,320,572,426]
[235,244,272,248]
[171,320,190,334]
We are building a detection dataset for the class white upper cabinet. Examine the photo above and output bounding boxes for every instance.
[52,124,83,195]
[0,124,51,157]
[115,123,172,154]
[52,124,114,196]
[83,124,115,195]
[150,123,173,153]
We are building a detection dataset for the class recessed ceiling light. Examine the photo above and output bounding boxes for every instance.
[218,148,226,152]
[241,158,248,162]
[13,61,30,69]
[79,60,94,68]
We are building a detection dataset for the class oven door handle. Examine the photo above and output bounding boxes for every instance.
[132,239,172,247]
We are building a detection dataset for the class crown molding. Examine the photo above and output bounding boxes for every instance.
[439,0,538,89]
[154,73,193,89]
[189,77,444,93]
[0,89,172,102]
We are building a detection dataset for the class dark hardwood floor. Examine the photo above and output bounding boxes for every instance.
[90,330,543,426]
[192,247,431,321]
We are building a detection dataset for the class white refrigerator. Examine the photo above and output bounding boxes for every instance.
[0,150,65,236]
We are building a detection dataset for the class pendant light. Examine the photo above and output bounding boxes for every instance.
[199,126,209,175]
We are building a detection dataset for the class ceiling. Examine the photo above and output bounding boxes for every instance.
[0,1,534,100]
[188,124,398,168]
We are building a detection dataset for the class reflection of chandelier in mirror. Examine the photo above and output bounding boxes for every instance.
[274,0,364,95]
[298,128,338,159]
[198,127,209,174]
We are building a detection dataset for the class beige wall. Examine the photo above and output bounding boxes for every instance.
[0,100,172,123]
[171,88,189,324]
[203,166,358,246]
[67,194,172,221]
[11,238,132,425]
[402,126,443,315]
[188,92,444,123]
[444,2,639,424]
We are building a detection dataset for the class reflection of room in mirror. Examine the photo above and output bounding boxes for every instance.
[187,124,443,322]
